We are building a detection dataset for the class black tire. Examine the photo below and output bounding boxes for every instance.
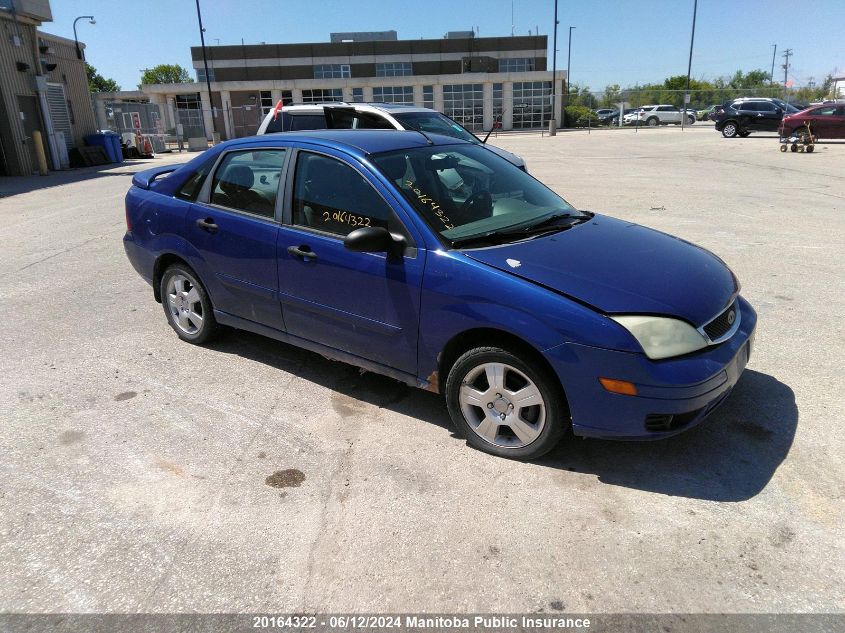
[160,264,220,344]
[646,117,659,127]
[686,116,695,125]
[721,121,739,138]
[790,144,798,153]
[445,346,569,460]
[806,145,814,153]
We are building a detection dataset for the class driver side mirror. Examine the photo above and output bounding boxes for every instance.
[344,226,406,257]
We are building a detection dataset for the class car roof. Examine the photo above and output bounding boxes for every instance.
[225,129,468,157]
[275,102,435,115]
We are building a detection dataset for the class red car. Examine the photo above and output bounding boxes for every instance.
[779,103,845,139]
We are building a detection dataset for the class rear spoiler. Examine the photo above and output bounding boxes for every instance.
[132,165,181,190]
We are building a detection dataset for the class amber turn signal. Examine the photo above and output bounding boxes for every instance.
[599,377,638,396]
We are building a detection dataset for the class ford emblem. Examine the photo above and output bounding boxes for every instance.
[727,310,736,325]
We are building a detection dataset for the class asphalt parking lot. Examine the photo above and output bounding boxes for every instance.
[1,126,842,614]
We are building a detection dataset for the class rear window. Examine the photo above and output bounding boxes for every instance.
[265,113,328,133]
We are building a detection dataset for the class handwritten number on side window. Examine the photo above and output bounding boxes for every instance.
[322,210,371,228]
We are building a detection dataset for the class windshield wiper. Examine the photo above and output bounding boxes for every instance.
[451,211,592,248]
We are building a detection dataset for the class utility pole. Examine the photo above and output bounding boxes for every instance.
[682,0,697,130]
[783,48,792,103]
[782,48,792,86]
[548,0,558,136]
[770,44,777,84]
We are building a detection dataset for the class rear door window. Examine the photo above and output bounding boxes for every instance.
[287,114,328,131]
[209,149,287,219]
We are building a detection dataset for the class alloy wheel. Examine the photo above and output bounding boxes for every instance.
[458,362,546,449]
[166,274,204,335]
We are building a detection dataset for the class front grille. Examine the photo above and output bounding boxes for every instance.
[703,300,738,342]
[644,408,703,432]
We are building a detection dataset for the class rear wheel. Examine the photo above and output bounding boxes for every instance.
[647,117,659,127]
[160,265,219,344]
[445,347,568,459]
[722,122,739,138]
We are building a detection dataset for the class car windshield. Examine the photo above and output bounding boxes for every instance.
[371,143,583,248]
[392,112,479,144]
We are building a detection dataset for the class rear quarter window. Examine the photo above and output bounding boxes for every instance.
[175,155,217,201]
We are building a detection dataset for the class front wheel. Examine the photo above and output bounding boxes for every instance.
[722,122,739,138]
[160,265,220,344]
[687,116,696,125]
[445,347,568,459]
[647,117,659,127]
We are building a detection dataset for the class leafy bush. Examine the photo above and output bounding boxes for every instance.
[564,105,599,128]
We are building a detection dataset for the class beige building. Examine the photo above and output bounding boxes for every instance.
[136,32,565,142]
[0,0,97,176]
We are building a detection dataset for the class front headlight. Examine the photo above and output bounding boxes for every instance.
[611,316,708,360]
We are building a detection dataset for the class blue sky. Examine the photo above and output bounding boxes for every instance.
[47,0,843,92]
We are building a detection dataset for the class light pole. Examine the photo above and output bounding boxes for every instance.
[73,15,95,60]
[770,44,777,84]
[566,26,575,106]
[681,0,697,130]
[548,0,558,135]
[195,0,217,140]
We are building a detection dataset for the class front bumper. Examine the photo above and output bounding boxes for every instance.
[544,295,757,439]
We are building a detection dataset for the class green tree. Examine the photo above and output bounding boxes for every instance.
[601,84,622,107]
[139,64,194,87]
[86,63,120,93]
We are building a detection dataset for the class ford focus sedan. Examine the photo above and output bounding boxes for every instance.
[123,130,756,459]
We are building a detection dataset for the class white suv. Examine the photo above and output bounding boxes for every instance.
[624,105,696,127]
[257,102,527,170]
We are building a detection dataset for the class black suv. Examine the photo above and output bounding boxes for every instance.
[713,98,800,138]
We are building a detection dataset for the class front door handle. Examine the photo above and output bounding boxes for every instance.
[196,217,218,233]
[287,244,317,261]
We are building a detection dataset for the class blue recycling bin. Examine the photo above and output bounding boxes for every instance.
[106,132,123,163]
[84,133,118,163]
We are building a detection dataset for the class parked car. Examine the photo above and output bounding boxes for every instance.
[624,105,696,126]
[713,98,800,138]
[124,130,756,459]
[257,102,526,170]
[779,103,845,139]
[594,108,619,124]
[696,104,720,121]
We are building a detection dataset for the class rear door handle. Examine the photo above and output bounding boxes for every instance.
[287,244,317,261]
[196,217,218,233]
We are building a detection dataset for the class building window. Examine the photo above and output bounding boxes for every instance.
[196,67,215,82]
[442,83,484,131]
[498,58,535,73]
[352,88,364,103]
[281,90,293,106]
[260,90,273,115]
[512,81,552,129]
[422,85,433,109]
[314,64,351,79]
[301,89,344,103]
[372,86,414,105]
[375,62,412,77]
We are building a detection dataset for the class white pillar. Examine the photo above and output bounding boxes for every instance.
[434,84,444,113]
[292,88,303,103]
[363,86,374,102]
[164,94,177,131]
[503,82,514,130]
[412,84,424,108]
[271,88,283,105]
[199,91,215,141]
[482,83,493,131]
[219,90,232,140]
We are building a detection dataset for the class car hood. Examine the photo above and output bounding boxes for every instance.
[462,214,737,326]
[484,144,526,169]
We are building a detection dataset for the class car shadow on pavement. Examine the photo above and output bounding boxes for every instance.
[206,329,451,430]
[538,369,797,501]
[204,331,796,502]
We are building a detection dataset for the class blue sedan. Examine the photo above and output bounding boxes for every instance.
[123,130,756,459]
